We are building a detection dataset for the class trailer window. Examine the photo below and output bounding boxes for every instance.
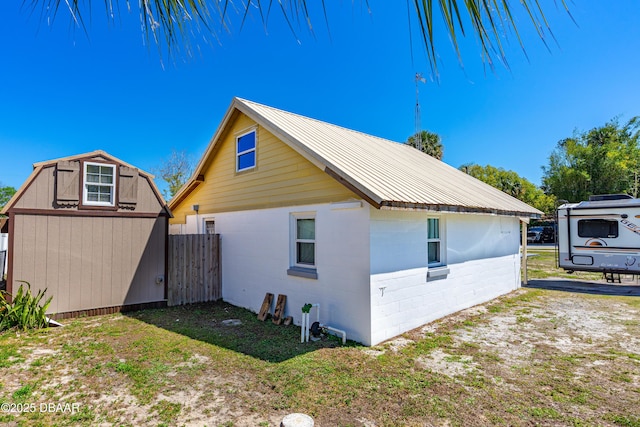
[577,219,618,238]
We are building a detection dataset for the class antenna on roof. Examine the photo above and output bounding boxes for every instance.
[415,73,427,151]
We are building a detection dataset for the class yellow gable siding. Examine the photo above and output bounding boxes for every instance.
[171,114,357,224]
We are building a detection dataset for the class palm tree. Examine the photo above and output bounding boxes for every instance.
[27,1,571,72]
[407,130,443,160]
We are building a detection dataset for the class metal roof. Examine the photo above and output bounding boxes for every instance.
[233,98,541,217]
[171,98,541,217]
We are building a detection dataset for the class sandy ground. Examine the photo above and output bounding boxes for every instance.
[3,288,639,426]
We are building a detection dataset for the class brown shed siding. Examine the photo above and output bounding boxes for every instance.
[15,163,164,214]
[15,166,55,210]
[6,151,170,316]
[11,214,166,314]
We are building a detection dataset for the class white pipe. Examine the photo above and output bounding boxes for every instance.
[322,325,347,345]
[300,303,347,344]
[305,313,310,342]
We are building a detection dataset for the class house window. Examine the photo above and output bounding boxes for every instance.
[578,219,618,238]
[204,219,216,234]
[236,130,256,172]
[287,213,318,279]
[427,218,442,266]
[83,162,115,206]
[295,217,316,266]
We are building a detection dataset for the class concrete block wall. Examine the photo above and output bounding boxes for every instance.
[369,209,521,345]
[369,254,520,345]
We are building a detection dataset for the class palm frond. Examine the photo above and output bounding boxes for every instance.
[21,0,571,71]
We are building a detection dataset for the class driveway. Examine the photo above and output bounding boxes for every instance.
[526,278,640,296]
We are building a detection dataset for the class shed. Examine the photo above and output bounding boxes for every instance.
[1,151,171,318]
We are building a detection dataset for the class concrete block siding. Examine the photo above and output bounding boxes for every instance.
[369,209,520,345]
[370,255,519,345]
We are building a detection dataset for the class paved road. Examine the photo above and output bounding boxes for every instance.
[525,279,640,296]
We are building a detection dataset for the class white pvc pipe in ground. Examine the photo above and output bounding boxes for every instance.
[300,303,347,344]
[281,413,314,427]
[324,325,347,345]
[300,311,308,343]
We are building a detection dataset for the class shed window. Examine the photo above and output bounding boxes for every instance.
[83,162,115,206]
[427,218,443,266]
[578,219,618,238]
[236,130,256,172]
[204,219,216,235]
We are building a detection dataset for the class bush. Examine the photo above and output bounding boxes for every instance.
[0,281,52,331]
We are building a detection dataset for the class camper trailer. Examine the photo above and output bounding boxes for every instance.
[558,194,640,275]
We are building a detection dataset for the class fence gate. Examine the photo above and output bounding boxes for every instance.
[168,234,221,306]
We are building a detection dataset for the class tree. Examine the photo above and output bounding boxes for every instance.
[542,117,640,202]
[460,163,556,214]
[154,150,195,200]
[407,130,443,160]
[0,185,16,210]
[28,1,570,72]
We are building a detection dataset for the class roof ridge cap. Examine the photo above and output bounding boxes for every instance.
[237,98,403,146]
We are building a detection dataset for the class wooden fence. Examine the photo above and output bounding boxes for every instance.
[168,234,221,306]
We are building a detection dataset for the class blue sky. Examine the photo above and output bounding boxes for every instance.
[1,1,639,197]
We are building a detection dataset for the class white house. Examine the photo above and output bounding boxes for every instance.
[169,98,541,346]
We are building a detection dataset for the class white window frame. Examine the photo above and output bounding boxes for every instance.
[290,212,316,269]
[427,217,445,267]
[236,129,257,172]
[83,162,116,207]
[203,218,216,235]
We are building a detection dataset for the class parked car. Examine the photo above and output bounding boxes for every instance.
[527,225,556,244]
[527,227,544,243]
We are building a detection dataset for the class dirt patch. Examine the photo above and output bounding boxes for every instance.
[417,349,478,377]
[1,294,638,426]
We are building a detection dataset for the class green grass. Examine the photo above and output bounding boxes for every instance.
[609,414,640,427]
[0,292,638,426]
[0,343,23,368]
[12,384,33,402]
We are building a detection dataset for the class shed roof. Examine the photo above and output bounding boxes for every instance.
[172,98,542,217]
[1,150,170,215]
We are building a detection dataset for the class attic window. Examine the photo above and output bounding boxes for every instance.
[83,162,115,206]
[236,130,256,172]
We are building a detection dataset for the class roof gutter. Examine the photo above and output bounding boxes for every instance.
[379,201,542,218]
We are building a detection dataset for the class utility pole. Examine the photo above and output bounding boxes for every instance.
[414,73,426,151]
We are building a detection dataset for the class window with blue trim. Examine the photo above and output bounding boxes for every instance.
[236,130,256,171]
